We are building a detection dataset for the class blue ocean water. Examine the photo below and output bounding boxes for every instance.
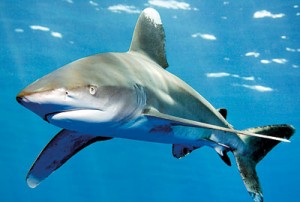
[1,1,299,202]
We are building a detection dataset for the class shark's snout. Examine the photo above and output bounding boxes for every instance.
[16,95,23,105]
[16,91,31,106]
[16,88,67,120]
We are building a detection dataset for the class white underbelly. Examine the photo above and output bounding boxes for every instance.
[48,111,214,147]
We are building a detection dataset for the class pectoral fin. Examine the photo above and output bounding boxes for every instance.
[143,108,290,142]
[26,129,112,188]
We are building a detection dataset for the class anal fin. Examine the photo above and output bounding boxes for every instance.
[211,141,232,166]
[216,148,231,166]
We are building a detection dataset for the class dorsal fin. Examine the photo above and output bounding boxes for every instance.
[129,8,168,68]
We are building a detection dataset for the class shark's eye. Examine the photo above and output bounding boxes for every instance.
[89,85,97,95]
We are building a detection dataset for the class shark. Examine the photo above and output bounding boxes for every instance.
[16,8,294,202]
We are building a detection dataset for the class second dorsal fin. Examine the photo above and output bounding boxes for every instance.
[218,108,227,119]
[129,8,168,68]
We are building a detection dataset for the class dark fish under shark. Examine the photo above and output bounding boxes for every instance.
[16,8,295,202]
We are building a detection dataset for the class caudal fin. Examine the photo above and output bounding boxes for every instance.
[234,124,295,202]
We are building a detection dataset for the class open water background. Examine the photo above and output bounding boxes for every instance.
[1,1,299,201]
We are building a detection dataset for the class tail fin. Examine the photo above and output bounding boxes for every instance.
[234,124,295,202]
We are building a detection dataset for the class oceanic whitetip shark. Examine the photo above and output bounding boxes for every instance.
[17,8,294,202]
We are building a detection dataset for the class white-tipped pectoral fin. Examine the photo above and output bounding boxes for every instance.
[26,129,112,188]
[143,108,290,143]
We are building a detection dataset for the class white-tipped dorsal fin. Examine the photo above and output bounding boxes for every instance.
[129,8,168,68]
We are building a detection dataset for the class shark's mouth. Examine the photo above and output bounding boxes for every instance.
[44,112,58,122]
[45,109,115,127]
[44,110,78,122]
[44,107,105,122]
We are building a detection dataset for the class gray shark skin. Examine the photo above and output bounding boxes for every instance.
[16,8,294,202]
